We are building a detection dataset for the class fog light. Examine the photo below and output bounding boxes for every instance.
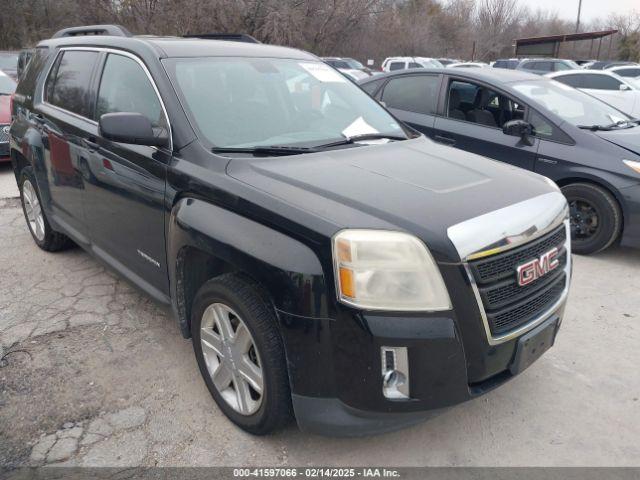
[381,347,409,399]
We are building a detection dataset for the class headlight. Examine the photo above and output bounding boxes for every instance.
[623,159,640,174]
[332,230,451,311]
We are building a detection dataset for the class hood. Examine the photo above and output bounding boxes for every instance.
[227,137,555,262]
[595,126,640,156]
[0,96,10,124]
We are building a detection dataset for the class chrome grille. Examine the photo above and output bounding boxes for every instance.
[468,225,568,336]
[470,227,566,284]
[0,125,8,157]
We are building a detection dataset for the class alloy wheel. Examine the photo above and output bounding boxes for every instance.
[569,199,599,240]
[200,303,264,415]
[22,179,45,242]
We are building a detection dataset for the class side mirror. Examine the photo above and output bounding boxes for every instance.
[503,119,534,145]
[98,112,169,148]
[619,84,631,91]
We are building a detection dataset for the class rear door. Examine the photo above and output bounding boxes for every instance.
[37,49,101,242]
[376,74,441,136]
[432,77,539,170]
[83,51,170,295]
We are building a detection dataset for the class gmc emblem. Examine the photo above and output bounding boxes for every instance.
[516,247,560,287]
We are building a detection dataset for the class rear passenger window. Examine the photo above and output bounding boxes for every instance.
[407,62,422,69]
[553,75,583,88]
[616,68,640,78]
[96,54,165,127]
[580,75,622,90]
[45,50,99,118]
[381,75,439,115]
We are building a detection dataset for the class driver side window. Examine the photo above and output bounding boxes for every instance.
[446,80,523,128]
[96,53,166,127]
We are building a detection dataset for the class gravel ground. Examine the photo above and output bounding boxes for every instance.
[0,190,639,467]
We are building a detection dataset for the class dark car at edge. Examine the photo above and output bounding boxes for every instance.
[360,67,640,254]
[10,25,571,436]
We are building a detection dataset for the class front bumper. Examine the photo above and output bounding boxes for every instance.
[620,183,640,248]
[279,191,570,436]
[279,294,566,437]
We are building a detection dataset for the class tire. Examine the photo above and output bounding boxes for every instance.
[191,273,292,435]
[19,167,73,252]
[561,182,621,255]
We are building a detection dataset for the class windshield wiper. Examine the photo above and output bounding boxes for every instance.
[312,133,408,150]
[577,124,614,131]
[211,145,317,156]
[578,118,640,131]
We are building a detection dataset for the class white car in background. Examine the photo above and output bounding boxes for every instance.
[606,65,640,80]
[547,70,640,118]
[381,56,443,72]
[446,61,489,68]
[321,57,372,81]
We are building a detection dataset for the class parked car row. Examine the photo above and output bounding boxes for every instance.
[0,69,17,162]
[10,25,575,437]
[547,70,640,118]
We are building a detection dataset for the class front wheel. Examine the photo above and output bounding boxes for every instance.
[191,273,292,435]
[561,182,621,255]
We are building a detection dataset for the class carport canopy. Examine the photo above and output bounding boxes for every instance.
[515,29,618,58]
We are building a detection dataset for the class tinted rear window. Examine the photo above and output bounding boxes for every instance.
[552,75,583,88]
[615,68,640,77]
[45,50,99,118]
[580,74,622,90]
[381,75,439,115]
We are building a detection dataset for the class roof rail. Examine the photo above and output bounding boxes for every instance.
[182,33,261,44]
[52,25,132,39]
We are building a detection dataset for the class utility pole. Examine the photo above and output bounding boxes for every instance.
[575,0,583,33]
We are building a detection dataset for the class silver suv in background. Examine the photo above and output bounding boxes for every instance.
[381,56,443,72]
[517,58,580,75]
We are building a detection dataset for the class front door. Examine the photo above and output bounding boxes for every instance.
[433,78,539,171]
[83,51,171,295]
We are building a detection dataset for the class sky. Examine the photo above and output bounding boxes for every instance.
[519,0,638,23]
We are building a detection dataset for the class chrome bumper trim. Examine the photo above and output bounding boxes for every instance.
[448,192,571,345]
[447,191,568,262]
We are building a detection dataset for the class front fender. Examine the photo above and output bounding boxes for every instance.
[167,197,328,336]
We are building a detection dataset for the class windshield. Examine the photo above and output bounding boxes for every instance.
[513,79,630,127]
[164,57,407,149]
[345,58,364,69]
[563,60,581,70]
[423,59,443,68]
[0,54,18,70]
[0,74,16,94]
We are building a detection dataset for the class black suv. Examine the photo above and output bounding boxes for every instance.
[10,25,571,436]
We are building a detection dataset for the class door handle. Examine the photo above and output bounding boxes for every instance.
[538,157,558,165]
[434,135,456,146]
